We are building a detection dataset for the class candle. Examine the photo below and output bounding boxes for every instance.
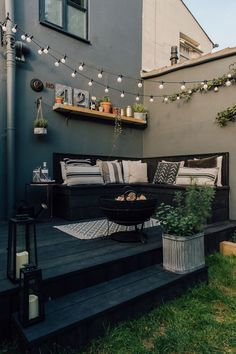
[29,294,39,320]
[16,251,29,279]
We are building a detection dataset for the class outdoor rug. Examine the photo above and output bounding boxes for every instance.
[54,218,159,240]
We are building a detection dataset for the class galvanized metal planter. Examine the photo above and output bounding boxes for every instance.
[162,232,205,274]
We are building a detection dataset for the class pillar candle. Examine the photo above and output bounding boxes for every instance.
[16,251,29,279]
[29,294,39,320]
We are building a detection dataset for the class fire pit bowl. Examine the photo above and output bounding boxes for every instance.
[99,190,157,243]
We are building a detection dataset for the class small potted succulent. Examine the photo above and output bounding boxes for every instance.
[100,96,112,113]
[132,103,148,120]
[55,95,63,104]
[34,118,48,135]
[156,185,215,274]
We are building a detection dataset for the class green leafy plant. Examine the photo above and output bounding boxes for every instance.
[132,103,147,113]
[156,185,215,236]
[216,104,236,127]
[101,96,111,102]
[34,118,48,128]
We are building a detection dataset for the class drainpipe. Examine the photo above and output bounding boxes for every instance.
[170,46,178,66]
[5,0,16,218]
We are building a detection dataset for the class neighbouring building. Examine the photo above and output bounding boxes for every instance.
[142,0,214,71]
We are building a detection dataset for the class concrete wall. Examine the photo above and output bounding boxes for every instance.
[142,0,213,71]
[143,51,236,219]
[0,0,143,220]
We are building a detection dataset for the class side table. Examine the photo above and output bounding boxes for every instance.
[25,182,56,219]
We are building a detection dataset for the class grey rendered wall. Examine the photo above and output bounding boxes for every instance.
[143,53,236,219]
[0,0,143,219]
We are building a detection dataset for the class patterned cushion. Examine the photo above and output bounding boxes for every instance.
[66,165,104,186]
[60,158,92,183]
[186,156,223,187]
[175,167,219,186]
[153,162,180,184]
[100,161,124,183]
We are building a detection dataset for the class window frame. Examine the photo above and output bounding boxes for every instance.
[39,0,90,44]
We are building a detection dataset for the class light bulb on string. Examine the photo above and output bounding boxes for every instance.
[78,62,84,71]
[227,73,232,78]
[203,81,208,90]
[88,79,93,87]
[117,75,123,83]
[180,82,186,91]
[54,60,60,67]
[138,80,143,88]
[188,90,192,94]
[120,91,125,98]
[226,79,231,87]
[98,70,103,79]
[21,33,27,41]
[159,81,164,90]
[1,23,7,32]
[105,86,109,93]
[177,95,180,100]
[26,35,33,43]
[214,86,219,92]
[149,96,154,103]
[11,24,17,33]
[38,48,44,55]
[43,46,50,54]
[61,55,67,64]
[71,70,77,78]
[136,94,140,101]
[164,96,168,103]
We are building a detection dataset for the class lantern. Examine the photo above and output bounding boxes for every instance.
[19,264,44,327]
[7,215,37,283]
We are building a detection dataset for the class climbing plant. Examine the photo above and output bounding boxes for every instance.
[216,104,236,127]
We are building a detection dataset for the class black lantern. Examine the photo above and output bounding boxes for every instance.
[7,215,37,283]
[19,264,44,327]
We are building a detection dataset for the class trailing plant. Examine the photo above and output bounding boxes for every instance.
[215,104,236,127]
[132,103,147,113]
[112,112,123,149]
[156,185,215,236]
[34,118,48,128]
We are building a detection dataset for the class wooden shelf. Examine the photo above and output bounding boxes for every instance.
[53,104,147,128]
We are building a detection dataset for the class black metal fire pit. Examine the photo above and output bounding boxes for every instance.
[99,189,157,243]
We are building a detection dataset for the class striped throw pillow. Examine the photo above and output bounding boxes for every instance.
[175,167,219,186]
[100,161,124,183]
[60,158,92,183]
[153,162,180,184]
[66,165,104,186]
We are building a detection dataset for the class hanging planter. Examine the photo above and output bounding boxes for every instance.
[34,98,48,135]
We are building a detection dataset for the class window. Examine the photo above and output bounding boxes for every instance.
[40,0,89,42]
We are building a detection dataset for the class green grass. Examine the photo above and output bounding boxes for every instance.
[1,254,236,354]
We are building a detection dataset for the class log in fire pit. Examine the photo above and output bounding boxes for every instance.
[99,188,157,243]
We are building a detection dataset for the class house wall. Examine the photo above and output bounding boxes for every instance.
[142,0,213,71]
[143,52,236,219]
[0,0,143,220]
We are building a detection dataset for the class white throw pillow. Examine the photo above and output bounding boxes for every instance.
[193,156,223,187]
[66,165,104,186]
[128,162,148,183]
[176,167,219,186]
[122,160,142,183]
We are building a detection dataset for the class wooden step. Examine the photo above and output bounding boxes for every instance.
[13,264,208,353]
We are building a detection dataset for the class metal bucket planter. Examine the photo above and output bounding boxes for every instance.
[34,127,47,135]
[133,112,147,120]
[162,232,205,274]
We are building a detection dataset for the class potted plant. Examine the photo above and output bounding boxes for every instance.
[132,103,147,120]
[100,96,112,113]
[156,185,215,274]
[34,118,48,135]
[55,96,63,104]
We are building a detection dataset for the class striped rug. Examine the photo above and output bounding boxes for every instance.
[54,218,159,240]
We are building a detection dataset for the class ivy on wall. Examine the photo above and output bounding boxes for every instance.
[216,104,236,127]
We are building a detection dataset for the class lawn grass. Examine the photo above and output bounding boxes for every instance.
[1,253,236,354]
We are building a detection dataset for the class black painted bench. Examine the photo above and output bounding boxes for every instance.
[52,152,229,222]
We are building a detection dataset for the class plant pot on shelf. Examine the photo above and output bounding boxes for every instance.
[55,96,63,104]
[133,112,147,120]
[101,101,111,113]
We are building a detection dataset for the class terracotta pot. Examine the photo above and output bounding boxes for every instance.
[101,101,111,113]
[55,97,63,104]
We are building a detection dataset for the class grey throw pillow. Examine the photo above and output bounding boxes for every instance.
[153,162,180,184]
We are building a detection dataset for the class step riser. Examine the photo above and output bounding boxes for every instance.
[21,267,208,354]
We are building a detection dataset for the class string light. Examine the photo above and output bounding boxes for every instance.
[26,35,33,43]
[43,46,50,54]
[61,55,67,64]
[1,22,7,32]
[180,82,186,91]
[214,86,219,92]
[203,81,208,90]
[149,96,154,102]
[227,73,232,78]
[159,81,164,90]
[120,91,125,98]
[226,79,232,87]
[71,70,77,78]
[54,60,60,67]
[104,86,109,93]
[188,90,192,94]
[117,75,123,83]
[11,24,17,33]
[177,95,180,100]
[164,96,168,103]
[38,48,44,55]
[138,80,143,88]
[135,94,140,101]
[98,70,103,79]
[21,33,27,40]
[78,62,84,71]
[88,79,93,86]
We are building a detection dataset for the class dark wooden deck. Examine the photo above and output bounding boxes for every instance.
[0,218,236,353]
